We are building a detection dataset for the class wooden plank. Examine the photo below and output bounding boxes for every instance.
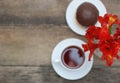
[0,0,120,25]
[0,25,85,66]
[0,0,71,25]
[102,0,120,15]
[0,66,120,83]
[0,25,119,66]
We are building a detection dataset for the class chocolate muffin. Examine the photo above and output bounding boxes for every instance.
[76,2,99,26]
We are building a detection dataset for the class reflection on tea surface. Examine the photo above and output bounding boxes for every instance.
[61,46,85,69]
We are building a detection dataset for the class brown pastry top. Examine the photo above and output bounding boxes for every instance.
[76,2,99,27]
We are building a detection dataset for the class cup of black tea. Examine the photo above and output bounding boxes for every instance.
[52,38,93,80]
[61,46,85,69]
[55,45,85,70]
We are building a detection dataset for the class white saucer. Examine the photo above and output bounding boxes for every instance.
[51,38,93,80]
[66,0,107,35]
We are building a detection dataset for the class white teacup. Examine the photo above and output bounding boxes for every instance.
[54,45,85,70]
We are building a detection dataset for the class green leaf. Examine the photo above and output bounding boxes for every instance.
[109,26,112,34]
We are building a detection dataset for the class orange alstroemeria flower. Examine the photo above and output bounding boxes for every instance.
[82,14,120,66]
[98,14,118,27]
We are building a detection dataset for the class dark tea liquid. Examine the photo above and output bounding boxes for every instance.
[61,46,85,69]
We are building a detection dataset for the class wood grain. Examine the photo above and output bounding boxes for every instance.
[0,25,85,66]
[0,0,120,25]
[0,25,119,66]
[0,66,120,83]
[0,0,71,25]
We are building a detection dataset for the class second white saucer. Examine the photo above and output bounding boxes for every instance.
[66,0,107,35]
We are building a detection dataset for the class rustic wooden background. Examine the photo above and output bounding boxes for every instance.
[0,0,120,83]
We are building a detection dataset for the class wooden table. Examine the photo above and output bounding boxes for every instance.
[0,0,120,83]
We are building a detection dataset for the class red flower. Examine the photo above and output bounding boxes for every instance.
[101,54,114,66]
[85,26,101,40]
[82,40,98,61]
[98,14,118,27]
[82,14,120,66]
[83,26,101,61]
[99,24,112,41]
[98,38,115,66]
[114,28,120,38]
